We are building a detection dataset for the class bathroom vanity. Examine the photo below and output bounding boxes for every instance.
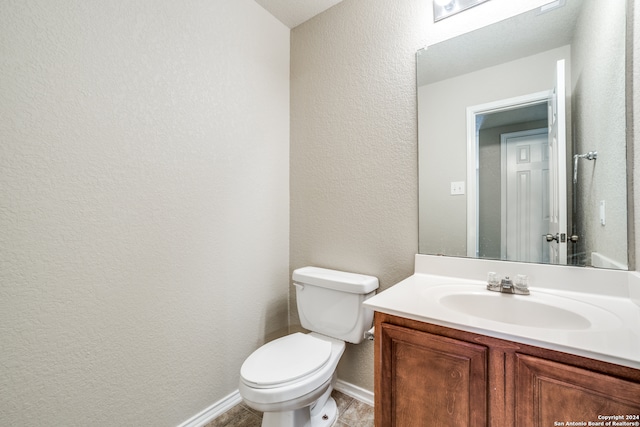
[364,255,640,427]
[374,313,640,426]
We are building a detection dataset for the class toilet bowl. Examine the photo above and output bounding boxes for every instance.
[239,332,345,427]
[238,267,379,427]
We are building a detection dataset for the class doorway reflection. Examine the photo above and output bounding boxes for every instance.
[476,104,550,263]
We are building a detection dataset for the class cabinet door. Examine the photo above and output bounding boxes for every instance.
[515,353,640,426]
[378,323,488,427]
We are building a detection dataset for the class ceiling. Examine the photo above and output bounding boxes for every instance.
[254,0,345,28]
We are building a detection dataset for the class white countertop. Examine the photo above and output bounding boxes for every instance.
[364,256,640,370]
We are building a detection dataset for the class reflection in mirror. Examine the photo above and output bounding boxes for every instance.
[417,0,629,269]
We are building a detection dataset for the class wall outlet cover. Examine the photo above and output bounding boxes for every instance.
[451,181,465,195]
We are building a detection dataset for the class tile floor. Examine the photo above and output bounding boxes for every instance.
[204,390,374,427]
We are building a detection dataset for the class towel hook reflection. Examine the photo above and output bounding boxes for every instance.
[573,151,598,184]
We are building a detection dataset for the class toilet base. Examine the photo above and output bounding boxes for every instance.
[261,392,338,427]
[310,396,337,427]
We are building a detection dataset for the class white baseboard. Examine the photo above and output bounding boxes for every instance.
[176,390,242,427]
[176,380,373,427]
[334,379,374,407]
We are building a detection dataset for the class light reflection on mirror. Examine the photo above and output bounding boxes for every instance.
[417,0,629,269]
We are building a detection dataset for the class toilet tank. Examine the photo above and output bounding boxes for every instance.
[293,266,379,344]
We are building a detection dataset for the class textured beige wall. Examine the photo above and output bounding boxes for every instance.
[0,1,289,425]
[572,0,628,267]
[634,0,640,269]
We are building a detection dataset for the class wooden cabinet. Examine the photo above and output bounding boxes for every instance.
[378,322,488,426]
[515,354,640,426]
[375,313,640,427]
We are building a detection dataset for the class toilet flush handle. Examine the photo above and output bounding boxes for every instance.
[294,282,304,291]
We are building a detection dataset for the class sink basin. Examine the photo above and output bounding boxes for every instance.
[440,293,591,329]
[422,284,621,331]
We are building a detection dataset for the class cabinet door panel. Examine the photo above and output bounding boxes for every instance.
[379,323,488,427]
[516,353,640,426]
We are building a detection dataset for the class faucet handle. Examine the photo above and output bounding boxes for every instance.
[487,272,501,291]
[515,274,528,287]
[514,274,530,295]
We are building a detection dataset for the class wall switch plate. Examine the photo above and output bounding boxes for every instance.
[600,200,606,225]
[450,181,465,195]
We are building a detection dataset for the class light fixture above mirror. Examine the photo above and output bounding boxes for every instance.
[433,0,491,22]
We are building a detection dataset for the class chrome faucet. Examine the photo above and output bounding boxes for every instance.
[486,273,530,295]
[500,277,514,293]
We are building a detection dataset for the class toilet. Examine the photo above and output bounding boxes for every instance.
[239,266,379,427]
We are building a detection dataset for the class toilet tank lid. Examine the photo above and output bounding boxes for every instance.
[292,267,379,294]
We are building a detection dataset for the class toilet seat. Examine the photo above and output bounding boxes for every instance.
[239,332,346,413]
[241,333,332,388]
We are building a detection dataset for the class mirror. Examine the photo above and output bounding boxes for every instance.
[418,0,630,269]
